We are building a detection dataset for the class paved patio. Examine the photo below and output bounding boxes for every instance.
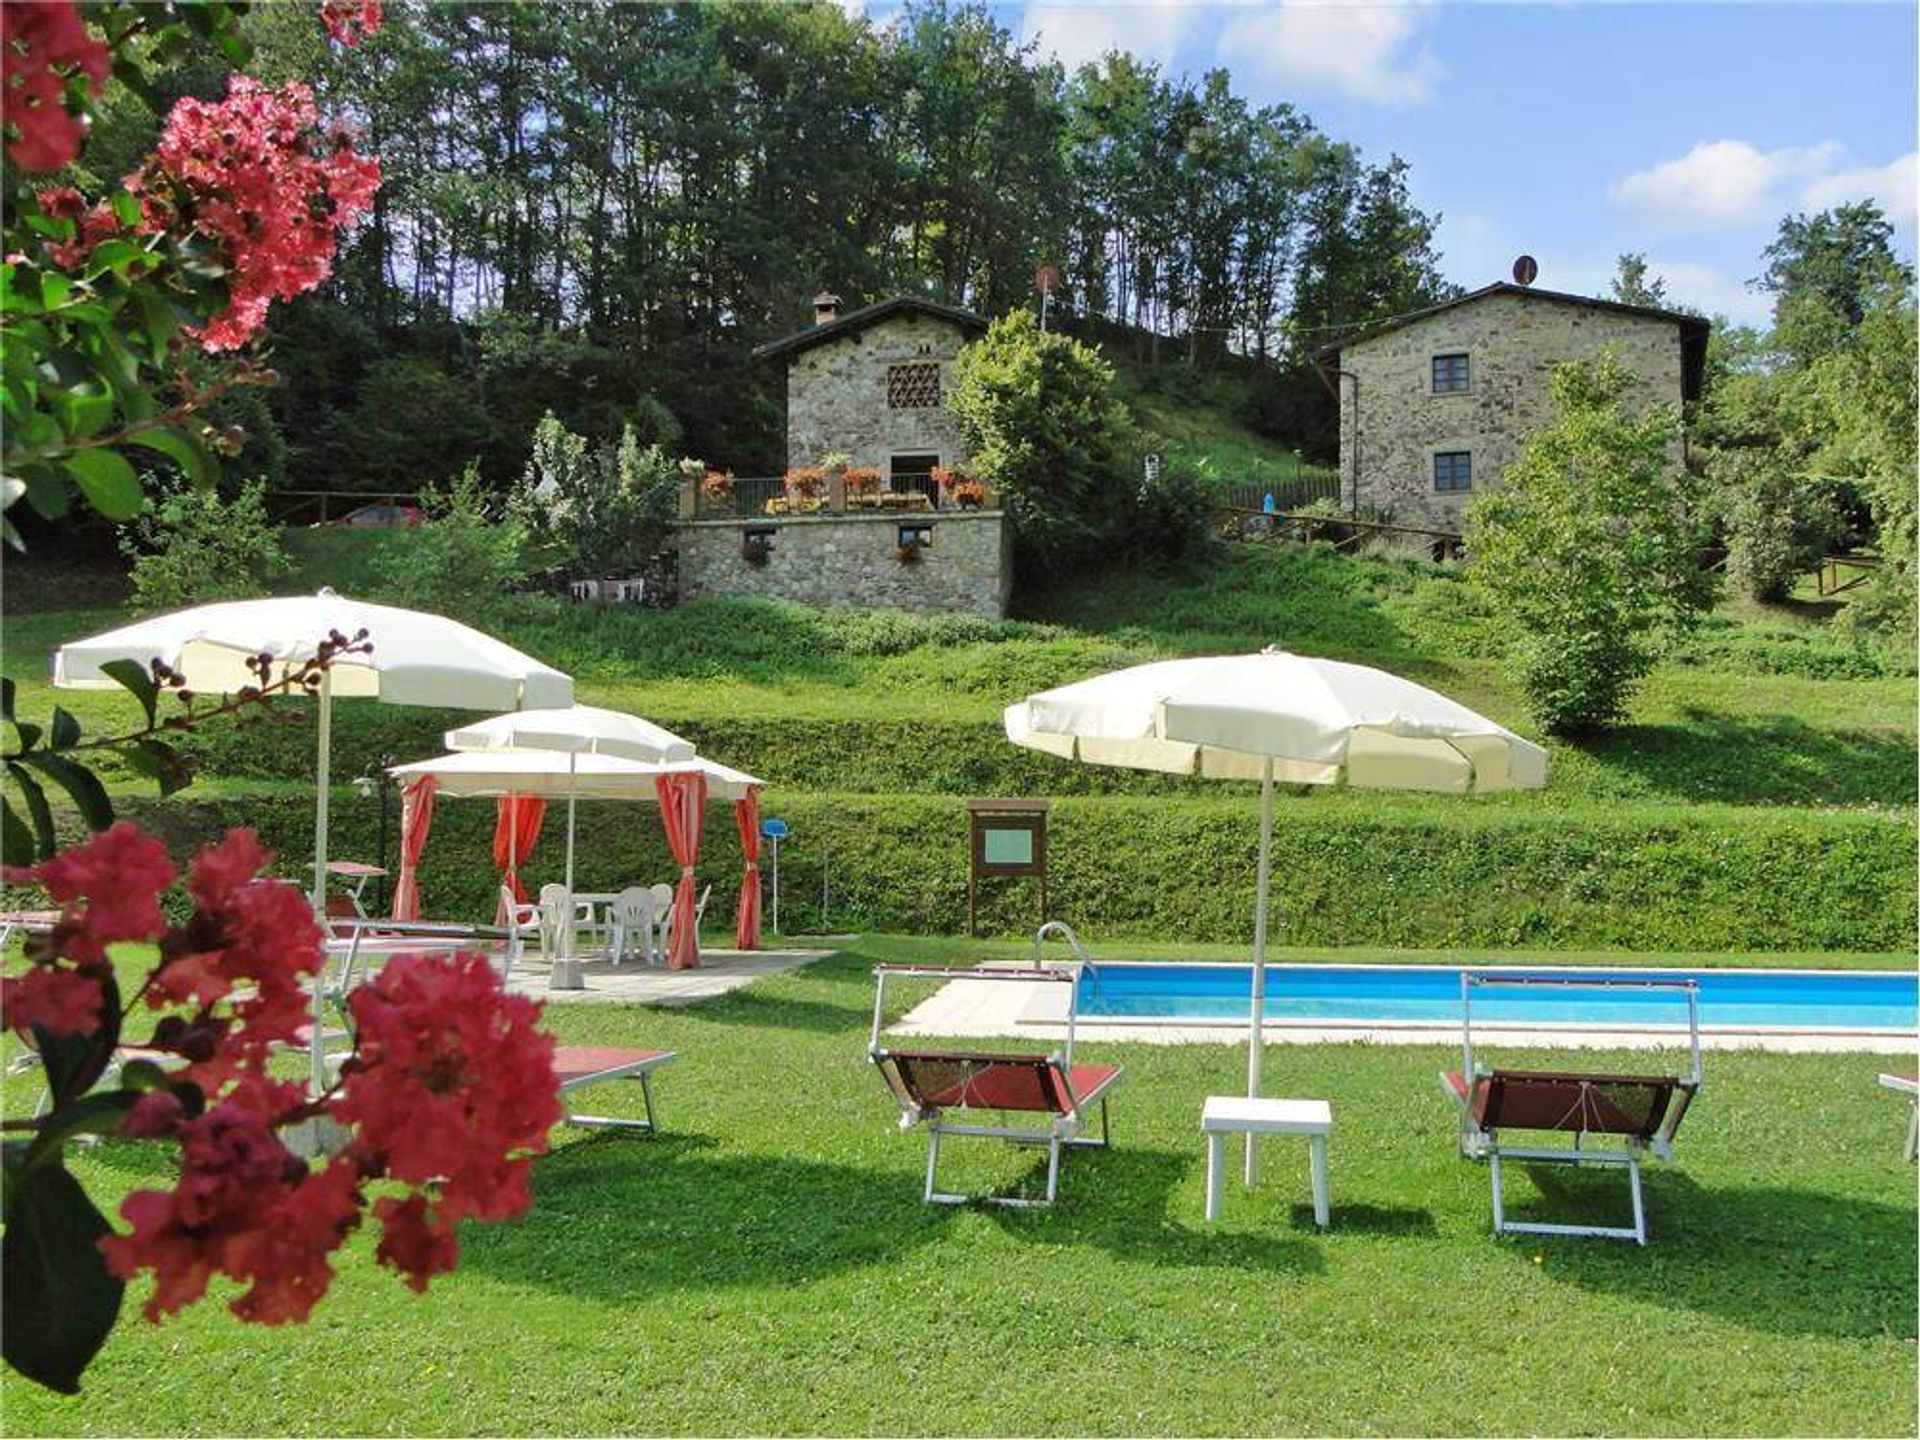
[500,945,831,1006]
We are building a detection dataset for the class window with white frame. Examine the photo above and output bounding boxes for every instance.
[1432,451,1472,493]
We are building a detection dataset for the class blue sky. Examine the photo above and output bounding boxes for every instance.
[938,2,1918,325]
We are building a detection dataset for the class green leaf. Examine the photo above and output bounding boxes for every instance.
[25,1090,139,1160]
[50,384,114,442]
[99,659,157,726]
[109,192,141,229]
[48,707,80,750]
[124,426,211,487]
[123,739,196,798]
[37,273,70,311]
[1,1157,125,1395]
[0,794,32,868]
[131,289,179,367]
[17,466,68,521]
[17,751,113,833]
[1,677,13,719]
[62,450,142,522]
[6,764,56,862]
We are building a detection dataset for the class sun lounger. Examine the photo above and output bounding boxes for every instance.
[1880,1072,1918,1162]
[867,964,1124,1207]
[552,1046,675,1132]
[1440,974,1703,1245]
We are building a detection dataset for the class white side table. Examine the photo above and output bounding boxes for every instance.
[1202,1096,1332,1227]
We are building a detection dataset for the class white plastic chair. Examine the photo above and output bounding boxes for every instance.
[500,884,544,978]
[648,882,675,959]
[538,882,594,960]
[606,886,657,967]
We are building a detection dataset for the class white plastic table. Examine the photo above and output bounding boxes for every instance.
[1201,1095,1332,1226]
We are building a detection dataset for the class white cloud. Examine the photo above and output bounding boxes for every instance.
[1647,261,1768,326]
[1019,3,1198,74]
[1802,151,1919,228]
[1611,139,1843,230]
[1221,2,1444,107]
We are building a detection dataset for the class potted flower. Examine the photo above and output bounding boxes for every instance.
[783,466,826,510]
[894,539,922,565]
[845,466,882,505]
[701,469,734,509]
[951,479,987,510]
[742,531,773,566]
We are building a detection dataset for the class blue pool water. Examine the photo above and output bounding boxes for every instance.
[1075,963,1918,1033]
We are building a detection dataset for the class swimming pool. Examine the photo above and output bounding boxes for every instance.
[1075,963,1919,1034]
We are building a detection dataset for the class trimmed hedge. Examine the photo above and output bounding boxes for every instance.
[115,791,1915,953]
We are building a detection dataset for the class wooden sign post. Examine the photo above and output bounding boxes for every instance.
[966,797,1050,936]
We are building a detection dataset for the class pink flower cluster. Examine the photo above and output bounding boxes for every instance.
[0,0,110,172]
[5,823,561,1325]
[320,0,384,47]
[132,76,381,351]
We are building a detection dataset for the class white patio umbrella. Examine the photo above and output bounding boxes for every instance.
[1005,647,1548,1181]
[442,705,697,902]
[53,589,574,910]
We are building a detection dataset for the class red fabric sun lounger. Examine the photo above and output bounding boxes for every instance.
[553,1046,675,1133]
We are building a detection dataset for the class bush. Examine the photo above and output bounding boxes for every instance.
[111,790,1916,954]
[948,309,1137,570]
[118,479,291,610]
[512,412,679,578]
[1467,353,1717,734]
[1713,449,1848,601]
[369,463,530,613]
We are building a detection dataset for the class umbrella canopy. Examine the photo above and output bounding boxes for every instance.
[390,749,762,801]
[442,705,700,910]
[54,589,573,909]
[1006,650,1546,791]
[55,590,573,710]
[1005,647,1547,1182]
[444,705,695,763]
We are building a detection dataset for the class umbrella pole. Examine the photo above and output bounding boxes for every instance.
[309,670,334,1125]
[565,752,578,950]
[1245,755,1274,1186]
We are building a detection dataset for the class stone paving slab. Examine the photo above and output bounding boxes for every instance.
[501,946,830,1006]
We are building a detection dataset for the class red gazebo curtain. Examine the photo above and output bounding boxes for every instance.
[492,795,547,914]
[391,775,437,921]
[733,787,762,951]
[655,770,707,970]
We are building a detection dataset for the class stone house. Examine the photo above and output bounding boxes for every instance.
[674,293,1009,618]
[1318,282,1710,529]
[751,292,988,487]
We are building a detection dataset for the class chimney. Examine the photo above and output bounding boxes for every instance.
[813,291,841,326]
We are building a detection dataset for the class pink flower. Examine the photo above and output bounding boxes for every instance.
[130,76,381,352]
[36,184,84,218]
[320,0,383,47]
[6,821,175,945]
[336,952,559,1225]
[371,1193,458,1292]
[1,965,103,1037]
[0,1,110,172]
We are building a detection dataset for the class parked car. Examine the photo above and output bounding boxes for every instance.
[317,503,423,529]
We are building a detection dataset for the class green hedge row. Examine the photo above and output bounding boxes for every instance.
[114,791,1915,953]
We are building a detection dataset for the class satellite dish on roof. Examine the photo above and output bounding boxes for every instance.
[1512,254,1539,286]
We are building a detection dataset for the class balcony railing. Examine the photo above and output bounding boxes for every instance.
[691,474,992,520]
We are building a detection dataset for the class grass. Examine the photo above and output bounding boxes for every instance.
[7,939,1915,1437]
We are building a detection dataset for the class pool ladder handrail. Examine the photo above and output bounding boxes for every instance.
[1031,920,1092,972]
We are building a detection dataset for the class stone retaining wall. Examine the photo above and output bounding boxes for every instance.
[677,509,1010,617]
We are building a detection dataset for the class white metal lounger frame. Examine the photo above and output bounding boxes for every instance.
[559,1051,676,1132]
[868,963,1117,1208]
[1880,1073,1919,1163]
[1445,973,1703,1246]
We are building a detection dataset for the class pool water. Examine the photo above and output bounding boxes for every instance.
[1075,963,1918,1033]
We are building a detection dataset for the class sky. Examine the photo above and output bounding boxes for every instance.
[898,2,1920,326]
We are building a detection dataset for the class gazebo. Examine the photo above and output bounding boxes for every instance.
[387,750,767,967]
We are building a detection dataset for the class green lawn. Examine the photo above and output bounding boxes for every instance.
[7,941,1915,1436]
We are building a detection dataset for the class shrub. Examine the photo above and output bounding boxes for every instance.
[512,412,679,578]
[1467,353,1717,734]
[370,463,530,613]
[1712,449,1848,601]
[119,479,291,611]
[948,308,1136,570]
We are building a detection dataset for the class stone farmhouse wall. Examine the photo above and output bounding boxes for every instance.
[785,312,974,472]
[1338,292,1689,529]
[678,509,1010,618]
